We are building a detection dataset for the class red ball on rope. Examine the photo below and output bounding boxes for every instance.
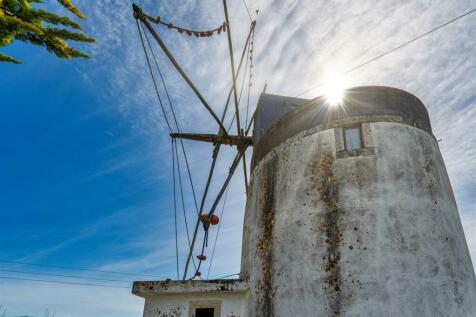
[200,213,220,225]
[210,214,219,225]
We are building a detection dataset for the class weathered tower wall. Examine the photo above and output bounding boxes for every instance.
[241,87,476,316]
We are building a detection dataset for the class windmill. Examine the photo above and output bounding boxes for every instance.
[131,3,476,317]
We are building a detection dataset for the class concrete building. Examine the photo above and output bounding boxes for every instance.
[133,86,476,317]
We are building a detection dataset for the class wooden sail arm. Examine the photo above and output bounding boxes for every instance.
[170,133,252,147]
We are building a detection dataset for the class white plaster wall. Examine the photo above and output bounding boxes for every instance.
[241,122,476,316]
[143,292,247,317]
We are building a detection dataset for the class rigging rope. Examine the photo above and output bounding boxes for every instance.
[245,28,255,129]
[136,20,173,132]
[221,0,249,195]
[215,273,240,279]
[228,30,254,132]
[192,229,208,280]
[238,38,251,118]
[192,144,248,278]
[173,140,199,274]
[136,3,259,280]
[182,20,256,280]
[172,138,180,280]
[139,20,201,274]
[142,12,227,37]
[190,69,250,278]
[206,186,229,279]
[134,5,230,136]
[142,25,200,214]
[241,0,252,21]
[195,26,257,277]
[174,141,193,250]
[223,0,242,135]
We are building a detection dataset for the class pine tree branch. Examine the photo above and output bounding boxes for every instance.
[44,37,90,59]
[15,31,91,59]
[2,3,83,29]
[0,51,22,63]
[57,0,85,19]
[0,0,93,63]
[45,27,94,42]
[23,8,83,29]
[63,45,90,58]
[0,14,45,43]
[14,32,43,45]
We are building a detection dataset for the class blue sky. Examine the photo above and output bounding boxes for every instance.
[1,0,476,316]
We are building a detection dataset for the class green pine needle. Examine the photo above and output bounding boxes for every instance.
[0,52,22,63]
[57,0,85,19]
[0,0,94,64]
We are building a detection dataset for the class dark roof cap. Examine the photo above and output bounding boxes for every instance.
[252,86,432,169]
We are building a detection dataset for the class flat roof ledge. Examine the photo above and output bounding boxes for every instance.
[132,279,249,297]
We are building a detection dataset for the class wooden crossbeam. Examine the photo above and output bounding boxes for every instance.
[170,133,252,147]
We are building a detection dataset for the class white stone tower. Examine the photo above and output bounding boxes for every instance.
[241,86,476,316]
[133,86,476,317]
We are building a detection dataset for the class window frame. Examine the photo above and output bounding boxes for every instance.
[343,125,363,152]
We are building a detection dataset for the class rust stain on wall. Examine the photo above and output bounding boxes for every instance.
[318,152,344,315]
[255,156,278,316]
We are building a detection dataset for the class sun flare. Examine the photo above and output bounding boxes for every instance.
[324,75,346,106]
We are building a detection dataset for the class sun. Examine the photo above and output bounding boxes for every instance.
[324,75,346,106]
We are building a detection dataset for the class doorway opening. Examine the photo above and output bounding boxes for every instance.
[195,307,214,317]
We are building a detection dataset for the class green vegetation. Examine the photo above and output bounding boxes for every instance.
[0,0,94,64]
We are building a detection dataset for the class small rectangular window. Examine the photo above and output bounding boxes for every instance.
[344,127,362,151]
[195,308,214,317]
